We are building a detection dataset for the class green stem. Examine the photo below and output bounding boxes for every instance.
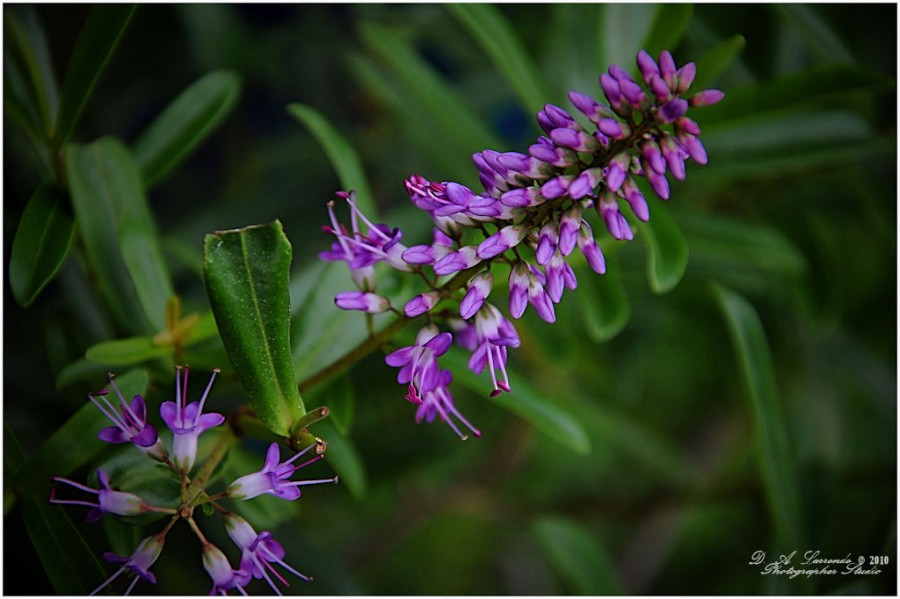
[185,427,236,505]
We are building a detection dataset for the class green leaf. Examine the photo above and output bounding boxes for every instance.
[698,65,892,127]
[532,516,624,595]
[133,69,241,187]
[712,284,806,554]
[286,103,377,216]
[65,138,173,334]
[312,420,366,500]
[54,5,135,144]
[774,4,853,65]
[640,4,694,61]
[444,348,591,454]
[4,6,58,139]
[577,256,630,342]
[599,4,654,69]
[85,336,171,366]
[203,221,304,437]
[635,201,689,294]
[692,34,746,90]
[306,376,355,436]
[446,4,548,113]
[9,185,75,307]
[22,496,108,595]
[20,369,149,495]
[359,21,503,154]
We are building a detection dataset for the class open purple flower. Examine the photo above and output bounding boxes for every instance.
[91,534,165,596]
[159,366,225,474]
[407,370,480,440]
[226,442,337,501]
[202,543,251,596]
[225,513,310,595]
[384,325,453,398]
[459,303,520,396]
[50,469,146,523]
[89,375,165,461]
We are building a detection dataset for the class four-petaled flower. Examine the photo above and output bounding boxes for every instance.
[89,374,166,461]
[202,543,251,596]
[160,366,225,474]
[50,468,146,523]
[226,441,338,501]
[225,513,310,595]
[91,534,165,596]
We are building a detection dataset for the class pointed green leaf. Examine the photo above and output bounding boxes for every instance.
[203,221,304,436]
[65,138,173,333]
[54,5,135,143]
[85,336,171,366]
[533,516,624,595]
[19,370,149,495]
[640,4,694,61]
[359,21,503,154]
[444,348,590,454]
[133,69,241,187]
[577,256,630,342]
[312,420,366,500]
[635,201,688,294]
[4,6,58,139]
[599,4,654,69]
[9,185,75,307]
[22,496,108,595]
[712,284,806,553]
[692,34,746,90]
[286,103,376,217]
[446,4,548,113]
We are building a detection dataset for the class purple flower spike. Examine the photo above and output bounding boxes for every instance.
[644,161,671,200]
[598,118,624,139]
[540,175,574,200]
[466,303,520,396]
[403,291,440,318]
[202,543,251,596]
[508,262,530,319]
[599,73,623,107]
[675,62,696,93]
[460,272,494,320]
[92,534,165,596]
[568,91,604,124]
[500,186,541,208]
[89,374,164,460]
[569,167,603,200]
[535,222,560,265]
[226,441,336,501]
[401,244,436,265]
[577,221,607,274]
[659,50,678,88]
[225,513,310,594]
[606,155,629,192]
[527,273,556,323]
[545,252,577,303]
[622,179,650,221]
[433,246,481,276]
[335,291,390,313]
[477,225,527,260]
[558,204,582,256]
[159,366,225,474]
[385,326,454,397]
[690,89,726,107]
[636,49,660,83]
[549,127,598,152]
[600,197,634,241]
[642,139,666,174]
[410,370,481,439]
[678,131,709,165]
[50,469,146,523]
[658,98,689,123]
[660,135,687,180]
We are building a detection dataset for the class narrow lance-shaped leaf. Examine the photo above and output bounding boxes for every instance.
[533,516,624,595]
[4,6,58,139]
[640,4,694,62]
[203,221,305,437]
[54,4,135,144]
[9,185,75,307]
[65,138,173,333]
[446,4,549,113]
[286,103,377,217]
[712,283,807,555]
[443,348,591,455]
[133,69,242,187]
[635,200,689,294]
[576,255,630,342]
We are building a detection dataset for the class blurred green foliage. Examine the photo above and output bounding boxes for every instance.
[4,3,896,595]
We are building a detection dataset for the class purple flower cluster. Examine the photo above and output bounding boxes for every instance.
[49,367,337,595]
[322,50,722,439]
